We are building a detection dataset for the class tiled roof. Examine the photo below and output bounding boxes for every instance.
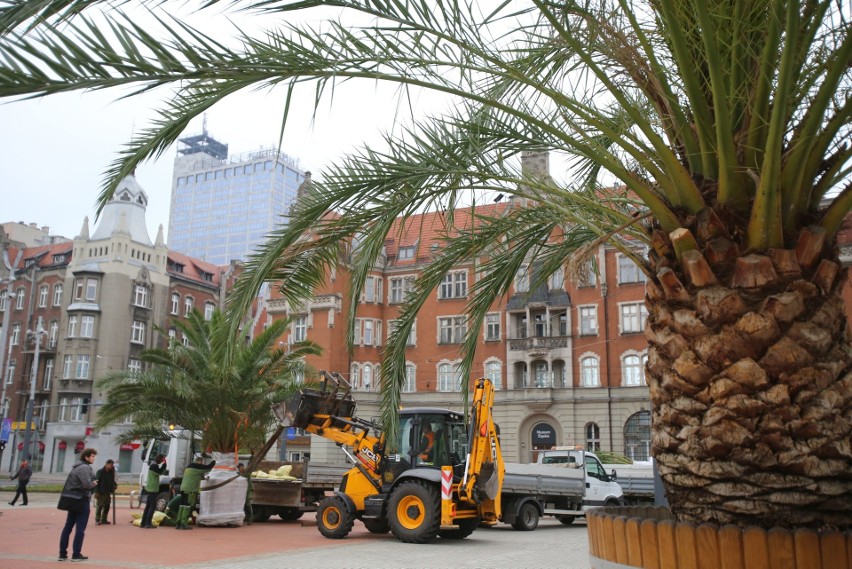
[8,242,73,270]
[167,250,227,287]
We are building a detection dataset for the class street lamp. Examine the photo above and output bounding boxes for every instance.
[0,248,23,422]
[21,326,46,462]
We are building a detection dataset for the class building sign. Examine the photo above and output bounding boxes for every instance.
[0,418,11,442]
[531,423,557,446]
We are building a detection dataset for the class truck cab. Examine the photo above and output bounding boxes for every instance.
[537,448,623,507]
[138,433,197,510]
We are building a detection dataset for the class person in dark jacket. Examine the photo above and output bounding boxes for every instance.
[94,459,118,525]
[175,456,216,529]
[140,454,167,529]
[58,448,98,562]
[8,459,32,506]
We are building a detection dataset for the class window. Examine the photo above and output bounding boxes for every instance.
[485,361,502,390]
[515,265,529,293]
[80,315,95,338]
[15,287,25,309]
[389,276,415,304]
[49,320,59,347]
[10,323,20,345]
[624,411,651,461]
[74,278,84,300]
[128,359,142,374]
[398,246,415,260]
[438,271,467,299]
[534,362,550,387]
[4,359,14,385]
[485,313,500,341]
[53,284,63,306]
[622,353,647,386]
[388,319,416,347]
[618,255,647,284]
[533,313,547,337]
[59,398,68,422]
[438,363,462,392]
[133,285,149,307]
[38,285,49,308]
[184,296,194,317]
[204,302,215,321]
[293,316,307,342]
[67,315,77,337]
[75,355,90,379]
[578,260,597,287]
[168,328,177,344]
[43,358,54,390]
[171,293,180,315]
[363,276,382,303]
[0,289,7,311]
[350,364,360,389]
[362,364,373,390]
[438,316,466,344]
[580,355,600,387]
[620,302,648,334]
[363,320,374,346]
[403,364,416,392]
[85,278,98,301]
[63,355,73,379]
[586,423,601,452]
[71,398,83,422]
[549,266,564,290]
[131,320,145,344]
[579,305,598,335]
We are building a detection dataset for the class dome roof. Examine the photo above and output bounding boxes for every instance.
[90,174,153,246]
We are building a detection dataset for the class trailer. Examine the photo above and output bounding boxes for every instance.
[248,459,350,522]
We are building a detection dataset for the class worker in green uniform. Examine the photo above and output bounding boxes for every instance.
[175,456,216,530]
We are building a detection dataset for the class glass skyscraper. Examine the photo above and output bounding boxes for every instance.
[168,131,305,264]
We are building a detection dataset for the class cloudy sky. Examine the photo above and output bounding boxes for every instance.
[0,4,456,245]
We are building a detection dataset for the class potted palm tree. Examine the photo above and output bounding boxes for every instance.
[95,310,320,525]
[1,0,849,560]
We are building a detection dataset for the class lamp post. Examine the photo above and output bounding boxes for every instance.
[21,326,46,462]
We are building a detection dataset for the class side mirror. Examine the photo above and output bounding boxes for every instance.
[610,469,618,481]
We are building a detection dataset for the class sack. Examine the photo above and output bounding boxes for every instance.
[58,495,86,513]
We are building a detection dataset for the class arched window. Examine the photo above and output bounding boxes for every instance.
[350,364,360,390]
[170,293,180,315]
[585,422,601,452]
[362,364,372,390]
[624,411,651,461]
[622,354,645,386]
[580,356,600,387]
[485,360,501,390]
[438,363,461,392]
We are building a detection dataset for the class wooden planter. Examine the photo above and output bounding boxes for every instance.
[587,506,852,569]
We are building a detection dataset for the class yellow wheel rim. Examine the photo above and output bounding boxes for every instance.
[322,506,342,530]
[396,495,425,530]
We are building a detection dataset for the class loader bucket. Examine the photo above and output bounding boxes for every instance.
[286,387,356,430]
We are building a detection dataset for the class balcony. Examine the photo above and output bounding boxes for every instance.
[508,335,568,353]
[57,378,93,393]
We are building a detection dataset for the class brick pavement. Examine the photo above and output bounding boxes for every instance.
[0,491,592,569]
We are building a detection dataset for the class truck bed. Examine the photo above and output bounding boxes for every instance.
[604,463,655,498]
[251,461,350,508]
[503,462,585,497]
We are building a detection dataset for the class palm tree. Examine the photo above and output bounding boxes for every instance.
[95,310,321,455]
[1,1,849,529]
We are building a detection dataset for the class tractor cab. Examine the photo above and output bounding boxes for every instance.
[392,409,468,473]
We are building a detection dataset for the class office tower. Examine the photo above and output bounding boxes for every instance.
[168,129,305,264]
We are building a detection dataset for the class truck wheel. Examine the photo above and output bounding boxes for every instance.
[155,492,170,512]
[438,517,478,540]
[278,509,304,521]
[511,502,539,531]
[317,496,354,539]
[558,515,576,526]
[388,480,441,544]
[251,507,271,522]
[362,519,389,534]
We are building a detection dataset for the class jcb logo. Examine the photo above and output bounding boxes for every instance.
[360,447,378,463]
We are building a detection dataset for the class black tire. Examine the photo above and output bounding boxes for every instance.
[362,519,390,534]
[251,507,271,522]
[317,496,354,539]
[604,499,621,507]
[438,517,478,540]
[155,491,170,512]
[388,480,441,544]
[278,509,304,521]
[558,515,576,526]
[511,502,539,531]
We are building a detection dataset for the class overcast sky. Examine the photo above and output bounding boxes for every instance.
[0,4,458,245]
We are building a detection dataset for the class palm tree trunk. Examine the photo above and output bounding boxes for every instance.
[645,225,852,530]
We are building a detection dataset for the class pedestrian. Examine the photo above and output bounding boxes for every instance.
[140,454,167,529]
[175,456,215,529]
[8,458,32,506]
[58,447,98,562]
[94,459,118,525]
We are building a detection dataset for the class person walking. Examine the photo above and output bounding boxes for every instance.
[8,459,32,506]
[94,459,117,525]
[175,456,215,529]
[58,448,98,562]
[140,454,167,529]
